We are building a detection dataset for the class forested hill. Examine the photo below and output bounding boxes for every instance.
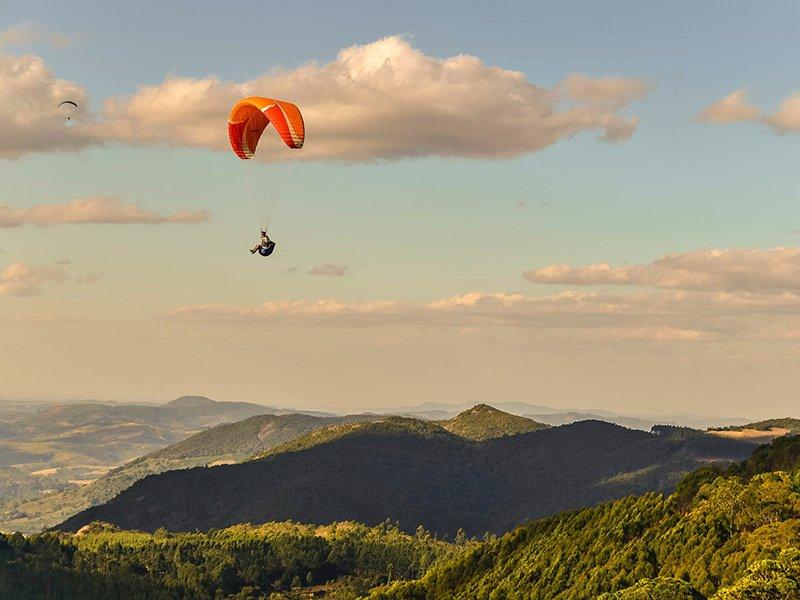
[0,412,380,534]
[371,434,800,600]
[438,404,548,440]
[58,418,756,537]
[2,405,551,534]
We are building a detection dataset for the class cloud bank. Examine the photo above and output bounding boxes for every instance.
[1,34,647,161]
[524,247,800,293]
[0,196,210,227]
[163,247,800,344]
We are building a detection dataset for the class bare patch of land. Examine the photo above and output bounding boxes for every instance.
[707,427,789,444]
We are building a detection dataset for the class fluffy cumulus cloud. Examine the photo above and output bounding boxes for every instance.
[525,247,800,293]
[0,196,210,227]
[0,52,91,159]
[696,88,800,134]
[0,262,66,297]
[0,34,647,161]
[83,36,647,161]
[307,263,349,277]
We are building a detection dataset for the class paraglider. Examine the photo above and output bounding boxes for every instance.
[227,96,305,257]
[250,230,276,256]
[58,100,78,121]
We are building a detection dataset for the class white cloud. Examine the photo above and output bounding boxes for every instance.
[764,93,800,133]
[556,74,649,109]
[165,299,408,322]
[0,22,72,50]
[694,89,759,124]
[0,36,647,161]
[525,247,800,293]
[308,263,349,277]
[163,245,800,345]
[0,262,66,297]
[696,88,800,134]
[0,52,91,159]
[84,36,646,161]
[162,286,800,344]
[0,196,210,227]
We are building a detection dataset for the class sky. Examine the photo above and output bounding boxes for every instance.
[1,1,800,417]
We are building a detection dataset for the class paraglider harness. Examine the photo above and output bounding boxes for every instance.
[251,231,276,257]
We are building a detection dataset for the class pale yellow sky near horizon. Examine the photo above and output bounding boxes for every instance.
[2,305,797,420]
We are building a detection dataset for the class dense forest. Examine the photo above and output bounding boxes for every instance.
[371,435,800,599]
[1,435,798,598]
[59,418,756,536]
[0,520,458,599]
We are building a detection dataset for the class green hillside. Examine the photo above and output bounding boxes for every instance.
[255,417,456,459]
[58,418,756,537]
[438,404,548,440]
[1,433,798,598]
[0,520,458,599]
[0,412,378,534]
[1,406,545,535]
[371,435,800,599]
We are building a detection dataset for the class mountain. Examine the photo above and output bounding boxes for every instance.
[58,416,757,537]
[0,395,280,527]
[0,412,379,534]
[439,404,548,440]
[378,401,751,430]
[0,404,551,534]
[372,435,800,599]
[0,437,796,599]
[527,411,659,431]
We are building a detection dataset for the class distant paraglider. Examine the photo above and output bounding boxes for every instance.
[227,97,305,257]
[58,100,78,121]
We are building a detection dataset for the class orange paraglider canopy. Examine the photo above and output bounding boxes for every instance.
[228,97,305,159]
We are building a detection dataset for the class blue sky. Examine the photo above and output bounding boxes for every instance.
[1,2,800,415]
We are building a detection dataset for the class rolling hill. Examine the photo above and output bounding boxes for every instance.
[0,412,380,534]
[1,404,550,534]
[371,434,800,600]
[438,404,548,440]
[58,417,758,537]
[0,434,796,598]
[0,395,279,507]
